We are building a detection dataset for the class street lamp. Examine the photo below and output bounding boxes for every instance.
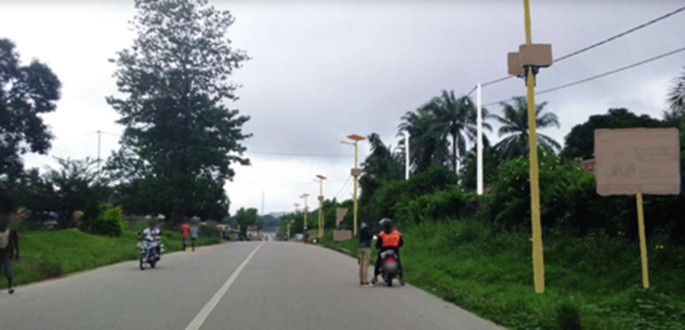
[287,219,294,241]
[402,131,410,180]
[342,133,366,236]
[315,174,327,239]
[299,193,309,232]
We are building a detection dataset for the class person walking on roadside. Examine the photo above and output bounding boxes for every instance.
[180,220,191,251]
[190,217,200,251]
[358,220,373,287]
[0,194,20,295]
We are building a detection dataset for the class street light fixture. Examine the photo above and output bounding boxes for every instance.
[315,174,327,240]
[343,133,366,236]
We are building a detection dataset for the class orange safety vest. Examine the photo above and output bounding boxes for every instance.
[379,229,402,248]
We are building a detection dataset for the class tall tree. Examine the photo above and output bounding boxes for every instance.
[423,91,491,173]
[0,38,61,178]
[665,68,685,124]
[107,0,250,223]
[561,108,663,160]
[492,97,560,160]
[398,107,449,173]
[359,133,403,214]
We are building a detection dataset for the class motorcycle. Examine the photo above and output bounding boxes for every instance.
[138,239,163,270]
[379,250,400,286]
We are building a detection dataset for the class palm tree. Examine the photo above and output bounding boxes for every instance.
[424,91,492,173]
[492,97,560,160]
[398,107,449,173]
[665,68,685,123]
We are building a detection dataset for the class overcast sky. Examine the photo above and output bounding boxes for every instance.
[1,0,684,215]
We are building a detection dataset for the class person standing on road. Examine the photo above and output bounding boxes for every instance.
[0,194,20,294]
[180,220,191,251]
[358,220,373,286]
[190,217,200,251]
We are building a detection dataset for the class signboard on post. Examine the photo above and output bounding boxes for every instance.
[335,208,348,227]
[594,128,682,289]
[333,230,352,241]
[595,128,681,196]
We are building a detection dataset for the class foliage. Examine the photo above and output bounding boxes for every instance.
[0,38,61,177]
[398,106,450,173]
[106,0,250,223]
[1,226,221,290]
[81,205,125,237]
[492,97,560,160]
[459,141,499,191]
[322,220,685,329]
[363,165,460,225]
[420,91,491,173]
[561,108,665,160]
[666,67,685,122]
[46,158,110,227]
[359,133,403,218]
[232,207,259,236]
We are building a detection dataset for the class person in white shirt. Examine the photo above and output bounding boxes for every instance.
[141,215,164,259]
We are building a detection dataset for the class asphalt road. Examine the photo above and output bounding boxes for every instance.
[0,242,502,330]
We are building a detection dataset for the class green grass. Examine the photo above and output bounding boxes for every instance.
[322,220,685,329]
[1,225,221,290]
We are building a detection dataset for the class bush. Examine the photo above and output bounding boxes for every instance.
[395,186,476,224]
[81,206,125,237]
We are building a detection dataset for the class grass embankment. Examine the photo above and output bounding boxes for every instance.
[322,221,685,329]
[1,225,221,290]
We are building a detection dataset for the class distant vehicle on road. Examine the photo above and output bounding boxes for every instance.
[246,225,261,241]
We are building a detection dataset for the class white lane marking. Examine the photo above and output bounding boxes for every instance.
[186,243,264,330]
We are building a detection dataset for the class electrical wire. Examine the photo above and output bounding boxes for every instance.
[554,5,685,63]
[463,5,685,95]
[483,46,685,107]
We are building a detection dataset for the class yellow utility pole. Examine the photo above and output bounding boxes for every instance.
[316,175,327,239]
[523,0,545,293]
[299,194,309,233]
[343,134,366,236]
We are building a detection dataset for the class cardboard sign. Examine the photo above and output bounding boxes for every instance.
[333,229,352,241]
[594,128,681,196]
[335,208,349,226]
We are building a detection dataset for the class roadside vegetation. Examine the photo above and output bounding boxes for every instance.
[0,222,221,290]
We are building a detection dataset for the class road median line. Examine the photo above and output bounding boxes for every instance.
[186,242,264,330]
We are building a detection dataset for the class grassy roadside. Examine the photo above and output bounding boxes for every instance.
[0,227,221,290]
[321,220,685,329]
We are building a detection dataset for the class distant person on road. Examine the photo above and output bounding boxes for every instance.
[0,193,20,294]
[181,220,191,251]
[371,218,404,286]
[190,217,200,251]
[358,220,373,286]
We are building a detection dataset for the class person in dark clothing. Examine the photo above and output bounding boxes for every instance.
[371,218,404,286]
[358,220,374,286]
[0,192,20,294]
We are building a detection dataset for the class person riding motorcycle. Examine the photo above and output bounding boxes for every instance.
[141,215,163,260]
[371,218,405,286]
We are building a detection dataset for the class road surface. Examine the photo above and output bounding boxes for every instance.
[0,242,502,330]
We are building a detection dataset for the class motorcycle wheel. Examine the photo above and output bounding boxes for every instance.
[139,256,145,270]
[385,274,393,287]
[150,260,156,268]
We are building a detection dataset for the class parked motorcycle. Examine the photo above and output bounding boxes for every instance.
[379,250,400,286]
[138,239,163,270]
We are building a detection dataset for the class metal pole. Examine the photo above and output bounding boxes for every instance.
[523,0,545,294]
[636,193,650,288]
[353,141,359,237]
[318,180,324,239]
[303,196,308,231]
[97,130,102,172]
[404,131,410,180]
[476,83,483,195]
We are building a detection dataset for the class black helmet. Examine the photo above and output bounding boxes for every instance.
[379,218,393,232]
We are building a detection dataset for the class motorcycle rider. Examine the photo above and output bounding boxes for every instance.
[371,218,405,286]
[141,215,163,260]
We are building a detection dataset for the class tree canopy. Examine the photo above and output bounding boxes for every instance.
[106,0,250,222]
[0,38,61,178]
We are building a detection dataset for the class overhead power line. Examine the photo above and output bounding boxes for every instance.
[483,46,685,107]
[554,5,685,63]
[464,5,685,96]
